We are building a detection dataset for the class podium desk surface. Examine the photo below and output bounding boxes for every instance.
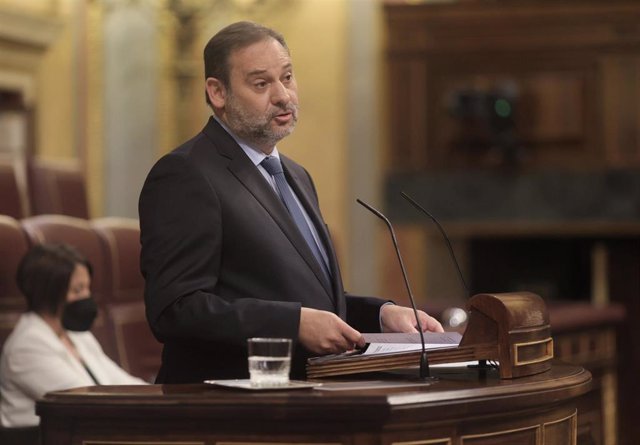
[37,363,591,429]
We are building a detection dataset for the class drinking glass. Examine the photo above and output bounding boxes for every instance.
[247,337,292,387]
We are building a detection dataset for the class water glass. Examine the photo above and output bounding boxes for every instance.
[247,337,292,387]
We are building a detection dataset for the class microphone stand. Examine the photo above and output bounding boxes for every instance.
[356,198,432,380]
[400,192,469,295]
[400,191,492,372]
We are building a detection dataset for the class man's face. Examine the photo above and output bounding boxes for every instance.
[216,38,299,154]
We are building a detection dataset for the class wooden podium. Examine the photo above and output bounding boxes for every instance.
[37,292,594,444]
[308,292,554,379]
[37,364,591,445]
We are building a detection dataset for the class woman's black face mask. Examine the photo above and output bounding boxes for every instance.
[61,296,98,332]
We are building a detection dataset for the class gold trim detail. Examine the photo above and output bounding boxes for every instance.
[543,410,578,445]
[460,424,540,442]
[216,443,342,445]
[543,410,577,427]
[391,439,452,445]
[512,337,554,366]
[83,441,203,445]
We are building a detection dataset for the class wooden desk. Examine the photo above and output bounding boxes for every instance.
[37,363,591,445]
[550,303,625,445]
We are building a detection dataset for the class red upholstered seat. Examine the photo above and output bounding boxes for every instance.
[0,215,30,351]
[0,217,40,441]
[0,158,28,219]
[27,157,89,219]
[19,215,117,361]
[0,425,39,445]
[91,218,143,304]
[92,217,161,382]
[105,301,160,383]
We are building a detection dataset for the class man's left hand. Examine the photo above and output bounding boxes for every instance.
[380,304,444,333]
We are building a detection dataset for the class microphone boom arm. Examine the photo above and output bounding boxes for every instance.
[356,198,431,379]
[400,192,470,297]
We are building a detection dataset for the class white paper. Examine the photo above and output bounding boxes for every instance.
[361,332,462,356]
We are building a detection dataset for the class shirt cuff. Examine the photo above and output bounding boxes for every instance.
[378,301,396,332]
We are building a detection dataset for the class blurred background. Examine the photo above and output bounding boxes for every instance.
[1,0,639,443]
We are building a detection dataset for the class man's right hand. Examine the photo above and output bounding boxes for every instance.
[298,307,365,355]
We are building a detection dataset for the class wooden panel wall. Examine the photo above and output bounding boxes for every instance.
[383,2,640,444]
[385,1,640,172]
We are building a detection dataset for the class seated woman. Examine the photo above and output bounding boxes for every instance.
[0,244,146,427]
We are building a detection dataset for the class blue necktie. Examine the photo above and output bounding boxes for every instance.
[261,156,331,282]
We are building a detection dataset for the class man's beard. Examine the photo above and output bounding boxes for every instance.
[224,92,298,150]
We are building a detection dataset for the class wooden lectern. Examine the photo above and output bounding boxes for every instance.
[307,291,554,379]
[37,364,591,445]
[37,292,594,445]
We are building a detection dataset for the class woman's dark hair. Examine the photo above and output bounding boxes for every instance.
[203,21,288,105]
[16,244,92,315]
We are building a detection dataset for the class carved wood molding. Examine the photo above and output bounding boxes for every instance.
[0,7,61,50]
[0,6,62,102]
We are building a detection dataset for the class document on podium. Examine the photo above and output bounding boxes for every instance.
[306,331,465,378]
[361,332,462,355]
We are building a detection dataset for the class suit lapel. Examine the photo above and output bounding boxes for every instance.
[282,158,346,316]
[203,119,335,304]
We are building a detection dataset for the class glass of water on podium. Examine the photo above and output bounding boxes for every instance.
[247,338,292,387]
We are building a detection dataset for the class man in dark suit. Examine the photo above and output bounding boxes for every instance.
[139,21,443,384]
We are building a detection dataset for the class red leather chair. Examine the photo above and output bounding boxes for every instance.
[27,157,89,219]
[0,426,39,445]
[91,218,143,304]
[0,158,28,219]
[20,215,117,361]
[0,215,30,351]
[0,219,33,445]
[92,217,161,382]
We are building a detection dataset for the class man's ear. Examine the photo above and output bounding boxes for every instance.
[205,77,226,109]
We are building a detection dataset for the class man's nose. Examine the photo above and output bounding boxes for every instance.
[271,81,291,105]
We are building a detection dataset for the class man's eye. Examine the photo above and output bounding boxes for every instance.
[255,81,268,89]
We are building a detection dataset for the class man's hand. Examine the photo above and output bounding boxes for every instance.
[298,307,365,355]
[380,304,444,333]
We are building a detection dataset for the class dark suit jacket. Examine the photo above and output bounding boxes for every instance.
[139,117,386,383]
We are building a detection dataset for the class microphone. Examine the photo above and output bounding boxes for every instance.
[400,192,469,298]
[356,198,432,380]
[401,192,493,372]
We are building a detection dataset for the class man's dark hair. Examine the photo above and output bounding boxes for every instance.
[203,21,288,106]
[16,243,92,316]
